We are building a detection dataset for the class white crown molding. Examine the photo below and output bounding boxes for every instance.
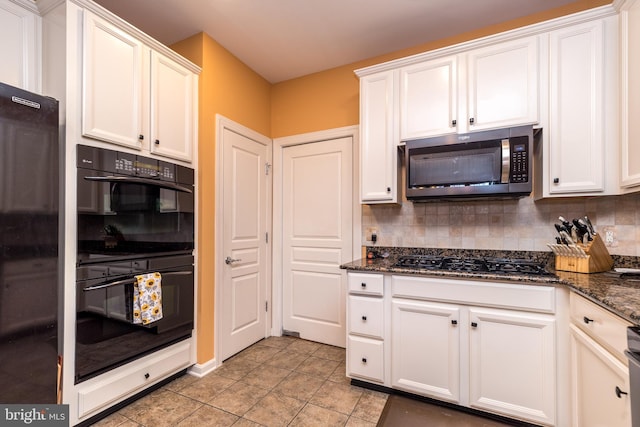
[355,4,617,77]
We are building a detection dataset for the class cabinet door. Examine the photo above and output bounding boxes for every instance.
[360,70,399,203]
[466,36,539,131]
[621,0,640,189]
[0,1,39,92]
[400,56,457,139]
[391,299,460,403]
[149,51,195,162]
[570,325,631,427]
[548,20,604,194]
[82,11,145,150]
[468,307,556,426]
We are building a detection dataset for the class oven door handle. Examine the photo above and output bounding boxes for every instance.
[84,176,193,194]
[83,270,193,291]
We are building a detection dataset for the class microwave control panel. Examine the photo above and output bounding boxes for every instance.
[510,140,529,183]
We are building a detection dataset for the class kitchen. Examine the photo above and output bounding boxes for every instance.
[1,0,640,425]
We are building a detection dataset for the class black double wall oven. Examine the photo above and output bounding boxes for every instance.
[75,145,195,383]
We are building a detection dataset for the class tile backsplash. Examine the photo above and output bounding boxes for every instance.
[362,192,640,256]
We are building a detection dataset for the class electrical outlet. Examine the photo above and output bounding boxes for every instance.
[365,227,378,243]
[605,230,615,244]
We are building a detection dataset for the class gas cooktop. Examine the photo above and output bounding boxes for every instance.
[395,254,554,276]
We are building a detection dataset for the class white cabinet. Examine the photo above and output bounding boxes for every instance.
[541,17,619,197]
[82,11,144,151]
[620,0,640,190]
[0,0,40,92]
[346,273,385,383]
[391,299,460,403]
[388,274,558,425]
[399,36,539,140]
[76,340,192,420]
[465,36,539,133]
[82,11,196,162]
[569,292,632,427]
[399,56,457,139]
[468,307,556,425]
[149,50,195,161]
[359,70,400,204]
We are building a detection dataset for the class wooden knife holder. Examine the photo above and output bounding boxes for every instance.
[550,234,613,273]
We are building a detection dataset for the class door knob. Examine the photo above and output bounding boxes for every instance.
[225,256,242,265]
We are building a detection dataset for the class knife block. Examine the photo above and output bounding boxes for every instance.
[552,234,613,273]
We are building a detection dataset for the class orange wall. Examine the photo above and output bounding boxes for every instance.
[171,33,271,364]
[271,0,610,138]
[170,0,609,364]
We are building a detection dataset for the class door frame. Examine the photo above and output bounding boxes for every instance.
[214,114,272,363]
[272,125,361,337]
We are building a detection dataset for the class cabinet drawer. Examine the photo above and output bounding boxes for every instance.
[348,272,384,296]
[570,291,632,362]
[349,295,384,338]
[77,341,192,419]
[348,335,384,383]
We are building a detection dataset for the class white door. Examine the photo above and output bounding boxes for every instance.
[220,127,270,361]
[282,137,352,347]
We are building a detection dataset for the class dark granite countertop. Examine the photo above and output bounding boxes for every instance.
[340,247,640,326]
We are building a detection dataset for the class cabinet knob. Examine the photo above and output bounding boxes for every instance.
[144,373,150,379]
[451,320,458,325]
[471,322,478,328]
[362,315,367,321]
[139,134,144,140]
[553,178,560,184]
[386,187,391,192]
[583,316,594,324]
[155,139,160,145]
[451,119,457,126]
[361,282,367,288]
[615,386,628,398]
[469,117,475,125]
[361,357,367,363]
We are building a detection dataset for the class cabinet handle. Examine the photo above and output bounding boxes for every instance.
[144,373,150,379]
[553,178,560,184]
[469,117,475,125]
[583,316,594,324]
[615,386,628,398]
[138,134,144,140]
[451,320,458,325]
[471,322,478,328]
[362,315,367,321]
[155,139,160,145]
[361,357,367,363]
[361,282,367,288]
[451,119,457,126]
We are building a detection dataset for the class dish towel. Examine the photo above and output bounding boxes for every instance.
[133,272,163,325]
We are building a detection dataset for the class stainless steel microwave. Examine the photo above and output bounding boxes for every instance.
[405,126,534,200]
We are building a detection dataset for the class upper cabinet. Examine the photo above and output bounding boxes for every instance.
[399,36,539,141]
[546,20,606,195]
[620,0,640,189]
[82,10,197,162]
[465,36,539,133]
[359,70,401,204]
[399,56,457,139]
[0,0,40,92]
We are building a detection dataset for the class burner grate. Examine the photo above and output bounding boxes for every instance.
[395,255,552,276]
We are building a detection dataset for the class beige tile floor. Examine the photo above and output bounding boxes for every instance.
[92,336,389,426]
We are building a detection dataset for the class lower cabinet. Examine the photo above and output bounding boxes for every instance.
[569,291,632,427]
[347,271,561,426]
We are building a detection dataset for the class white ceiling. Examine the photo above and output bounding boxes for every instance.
[93,0,580,83]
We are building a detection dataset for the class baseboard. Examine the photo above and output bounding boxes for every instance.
[187,357,218,378]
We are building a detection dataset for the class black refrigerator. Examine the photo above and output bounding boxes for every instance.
[0,82,59,403]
